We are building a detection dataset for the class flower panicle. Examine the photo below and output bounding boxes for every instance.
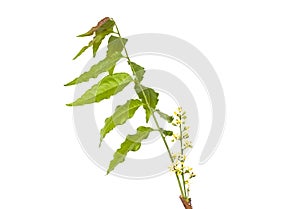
[168,107,196,200]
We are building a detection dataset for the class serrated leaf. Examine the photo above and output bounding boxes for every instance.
[107,36,128,57]
[135,85,159,122]
[65,52,122,86]
[66,35,129,85]
[156,109,174,123]
[104,36,128,75]
[73,18,115,60]
[66,73,132,106]
[77,17,113,37]
[100,99,142,144]
[92,30,112,57]
[107,126,153,174]
[130,62,145,82]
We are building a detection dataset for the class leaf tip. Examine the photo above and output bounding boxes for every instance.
[106,166,114,175]
[64,79,77,86]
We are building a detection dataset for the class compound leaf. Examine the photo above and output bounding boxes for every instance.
[66,73,132,106]
[100,99,143,145]
[107,126,153,174]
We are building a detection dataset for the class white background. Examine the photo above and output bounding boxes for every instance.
[0,0,300,208]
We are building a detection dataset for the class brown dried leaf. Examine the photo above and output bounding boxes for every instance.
[77,17,111,37]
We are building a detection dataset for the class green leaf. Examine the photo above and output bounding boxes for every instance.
[92,30,112,57]
[107,36,128,57]
[107,126,153,174]
[77,17,114,37]
[104,36,128,75]
[73,40,94,60]
[100,99,143,145]
[107,65,115,75]
[73,18,115,60]
[66,35,129,86]
[130,62,145,82]
[135,85,159,122]
[156,109,174,123]
[162,130,173,136]
[65,52,122,86]
[94,19,115,35]
[66,73,132,106]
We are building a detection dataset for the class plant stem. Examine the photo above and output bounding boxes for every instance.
[179,116,187,199]
[114,22,185,198]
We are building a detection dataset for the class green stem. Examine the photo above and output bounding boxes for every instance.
[114,22,185,198]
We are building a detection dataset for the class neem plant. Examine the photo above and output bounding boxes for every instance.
[65,17,196,209]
